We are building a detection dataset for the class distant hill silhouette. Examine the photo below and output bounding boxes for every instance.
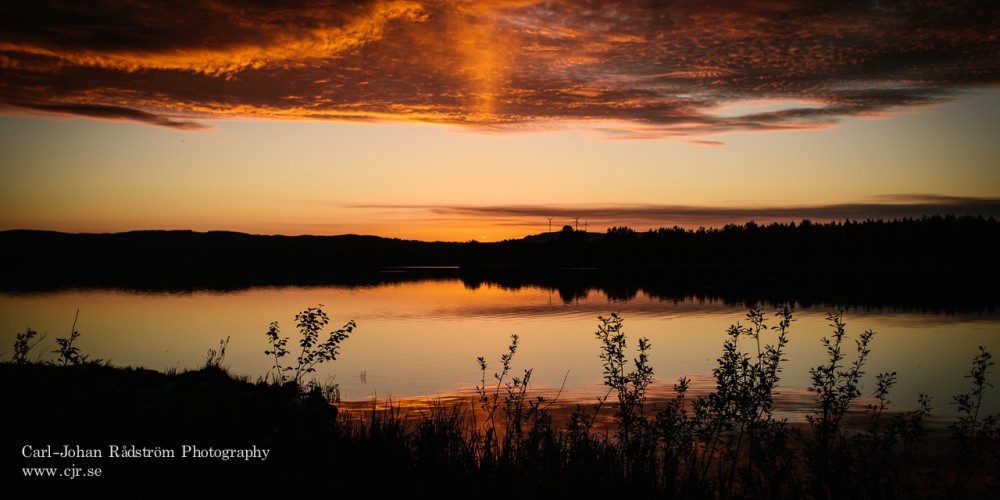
[1,216,997,311]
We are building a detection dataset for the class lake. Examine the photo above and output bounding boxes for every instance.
[3,278,998,418]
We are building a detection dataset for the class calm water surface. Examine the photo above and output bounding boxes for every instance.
[3,280,997,416]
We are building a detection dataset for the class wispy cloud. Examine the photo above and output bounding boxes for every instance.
[683,140,726,147]
[1,0,997,137]
[351,195,1000,229]
[5,101,210,130]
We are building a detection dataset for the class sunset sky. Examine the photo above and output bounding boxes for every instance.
[1,0,998,241]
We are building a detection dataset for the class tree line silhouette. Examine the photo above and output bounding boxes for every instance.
[1,215,996,311]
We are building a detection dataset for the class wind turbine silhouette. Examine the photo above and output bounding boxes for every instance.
[573,217,580,231]
[583,219,588,232]
[547,217,553,233]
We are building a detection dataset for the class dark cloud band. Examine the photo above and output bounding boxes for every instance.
[5,101,210,130]
[352,195,1000,228]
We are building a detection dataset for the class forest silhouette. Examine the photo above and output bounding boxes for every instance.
[2,215,997,311]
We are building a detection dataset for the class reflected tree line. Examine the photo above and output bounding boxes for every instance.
[1,215,997,311]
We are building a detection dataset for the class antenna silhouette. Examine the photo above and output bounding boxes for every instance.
[546,217,553,233]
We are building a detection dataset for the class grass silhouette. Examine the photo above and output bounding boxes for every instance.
[4,306,997,497]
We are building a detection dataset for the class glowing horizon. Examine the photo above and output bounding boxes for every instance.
[1,1,998,241]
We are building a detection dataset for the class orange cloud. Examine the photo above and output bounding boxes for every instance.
[0,1,428,76]
[1,0,997,137]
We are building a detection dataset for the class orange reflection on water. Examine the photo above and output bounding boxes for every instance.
[333,375,904,438]
[1,281,997,417]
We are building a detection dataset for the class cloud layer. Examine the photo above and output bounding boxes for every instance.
[1,0,997,136]
[353,195,1000,229]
